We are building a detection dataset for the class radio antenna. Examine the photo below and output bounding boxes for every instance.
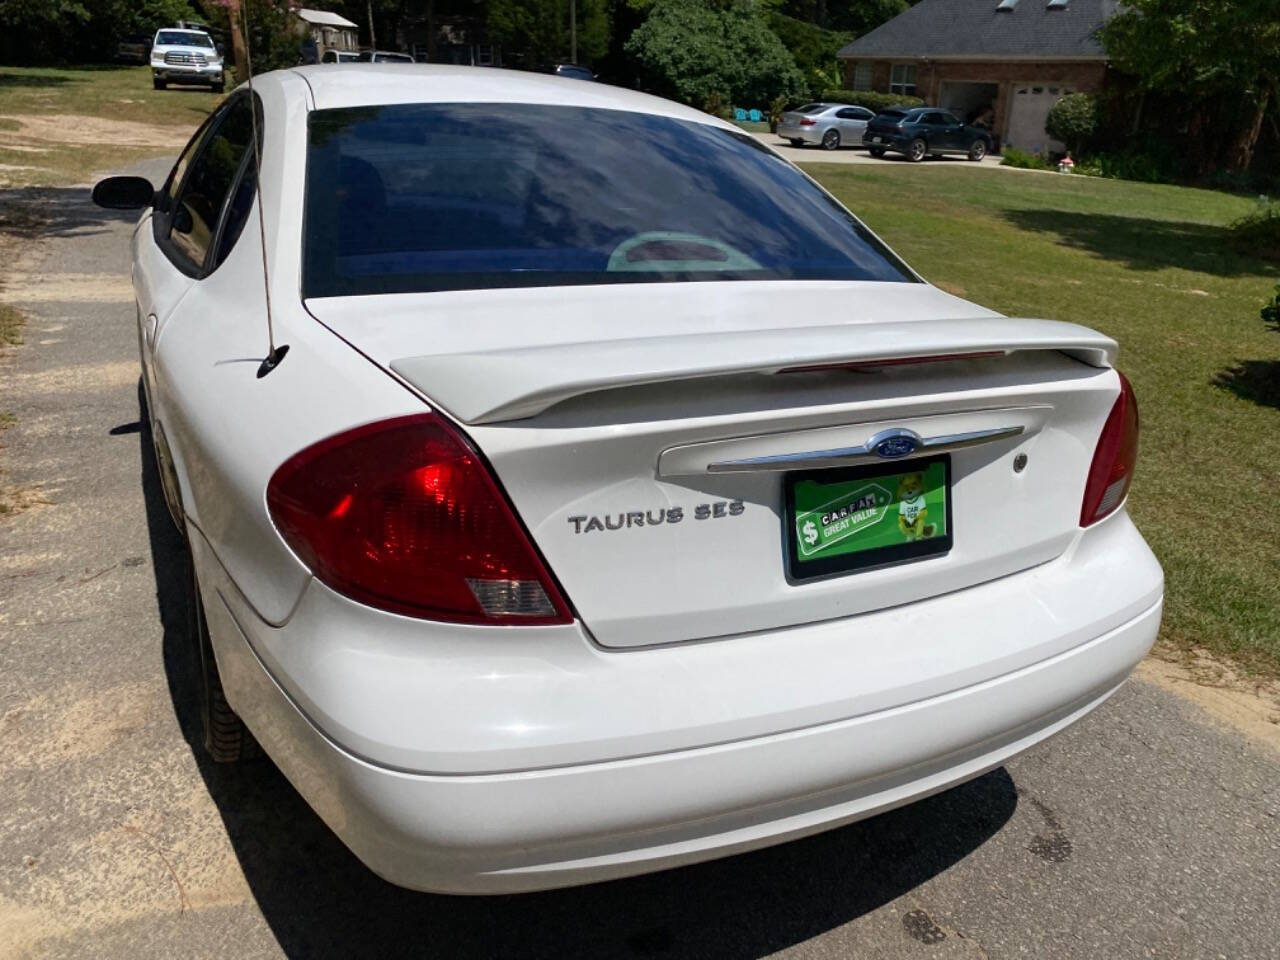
[239,4,288,378]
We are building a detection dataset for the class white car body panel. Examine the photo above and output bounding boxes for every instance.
[126,65,1163,893]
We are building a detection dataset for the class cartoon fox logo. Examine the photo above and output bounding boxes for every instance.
[896,472,936,540]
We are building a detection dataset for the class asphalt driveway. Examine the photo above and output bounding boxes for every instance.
[0,158,1277,960]
[750,131,1010,167]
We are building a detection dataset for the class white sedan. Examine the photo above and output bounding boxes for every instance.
[91,66,1163,895]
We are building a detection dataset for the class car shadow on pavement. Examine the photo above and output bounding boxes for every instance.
[134,384,1018,960]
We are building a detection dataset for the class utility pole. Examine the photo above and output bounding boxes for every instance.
[366,0,377,51]
[570,0,577,64]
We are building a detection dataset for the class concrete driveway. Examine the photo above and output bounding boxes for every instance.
[750,131,1009,168]
[0,158,1278,960]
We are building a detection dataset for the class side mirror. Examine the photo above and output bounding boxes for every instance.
[92,176,156,210]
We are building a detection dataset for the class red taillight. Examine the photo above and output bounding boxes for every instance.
[800,117,816,126]
[1080,372,1140,527]
[267,414,572,625]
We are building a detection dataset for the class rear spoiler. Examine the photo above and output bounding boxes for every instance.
[390,318,1117,424]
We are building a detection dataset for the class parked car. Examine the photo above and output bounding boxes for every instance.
[321,50,360,63]
[863,107,992,162]
[357,50,415,63]
[553,63,596,81]
[150,27,224,92]
[115,35,151,65]
[91,65,1161,895]
[776,103,876,150]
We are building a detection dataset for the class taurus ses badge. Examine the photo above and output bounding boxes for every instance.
[868,428,921,459]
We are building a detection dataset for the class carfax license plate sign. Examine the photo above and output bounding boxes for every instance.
[784,456,952,580]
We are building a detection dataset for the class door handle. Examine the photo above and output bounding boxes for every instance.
[145,312,158,348]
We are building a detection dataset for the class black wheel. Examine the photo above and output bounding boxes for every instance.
[869,146,887,158]
[821,129,841,151]
[189,562,259,763]
[211,82,224,94]
[968,139,987,161]
[907,138,927,162]
[788,138,803,147]
[153,78,166,90]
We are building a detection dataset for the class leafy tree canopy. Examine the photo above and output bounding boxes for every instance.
[487,0,609,69]
[625,0,807,109]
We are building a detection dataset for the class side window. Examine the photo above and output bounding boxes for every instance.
[939,111,961,126]
[160,106,226,214]
[168,96,256,272]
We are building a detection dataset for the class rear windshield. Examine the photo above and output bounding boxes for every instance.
[796,103,826,113]
[303,103,916,298]
[156,31,213,47]
[878,109,908,120]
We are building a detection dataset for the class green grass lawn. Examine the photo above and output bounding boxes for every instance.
[0,65,219,186]
[808,164,1280,675]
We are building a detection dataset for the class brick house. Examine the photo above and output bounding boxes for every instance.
[837,0,1116,155]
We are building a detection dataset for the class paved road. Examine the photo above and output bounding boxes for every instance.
[1,160,1278,960]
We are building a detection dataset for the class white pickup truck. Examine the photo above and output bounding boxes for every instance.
[150,27,225,92]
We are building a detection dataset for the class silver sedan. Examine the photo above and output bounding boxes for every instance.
[776,102,876,150]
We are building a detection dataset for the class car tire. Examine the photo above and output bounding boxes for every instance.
[788,138,803,147]
[869,147,887,158]
[211,82,224,94]
[968,139,987,161]
[189,562,260,764]
[907,138,927,162]
[153,78,166,90]
[821,129,840,151]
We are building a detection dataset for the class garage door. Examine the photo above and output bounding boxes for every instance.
[1004,85,1072,155]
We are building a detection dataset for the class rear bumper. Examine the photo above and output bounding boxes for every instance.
[864,132,909,149]
[776,125,822,144]
[197,512,1162,893]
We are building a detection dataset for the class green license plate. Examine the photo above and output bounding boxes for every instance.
[784,456,952,581]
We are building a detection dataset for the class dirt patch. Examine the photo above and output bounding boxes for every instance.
[0,114,191,150]
[0,272,133,304]
[1138,649,1280,753]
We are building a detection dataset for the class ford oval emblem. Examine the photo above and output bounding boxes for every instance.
[869,429,921,459]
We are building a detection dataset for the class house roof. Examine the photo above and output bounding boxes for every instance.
[296,8,359,29]
[838,0,1116,61]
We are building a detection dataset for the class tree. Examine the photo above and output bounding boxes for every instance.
[0,0,195,63]
[1045,93,1098,157]
[625,0,807,109]
[768,12,850,97]
[777,0,907,34]
[1102,0,1280,173]
[487,0,609,69]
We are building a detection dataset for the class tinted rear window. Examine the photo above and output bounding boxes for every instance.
[797,103,826,114]
[303,104,915,298]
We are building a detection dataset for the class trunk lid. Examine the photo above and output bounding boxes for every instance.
[306,281,1120,647]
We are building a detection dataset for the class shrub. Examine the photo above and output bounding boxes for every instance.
[1045,93,1099,156]
[1262,284,1280,332]
[1075,149,1181,184]
[1000,147,1051,171]
[817,89,924,113]
[1230,199,1280,262]
[768,93,789,133]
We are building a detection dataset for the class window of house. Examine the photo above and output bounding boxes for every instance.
[853,62,873,92]
[890,64,917,96]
